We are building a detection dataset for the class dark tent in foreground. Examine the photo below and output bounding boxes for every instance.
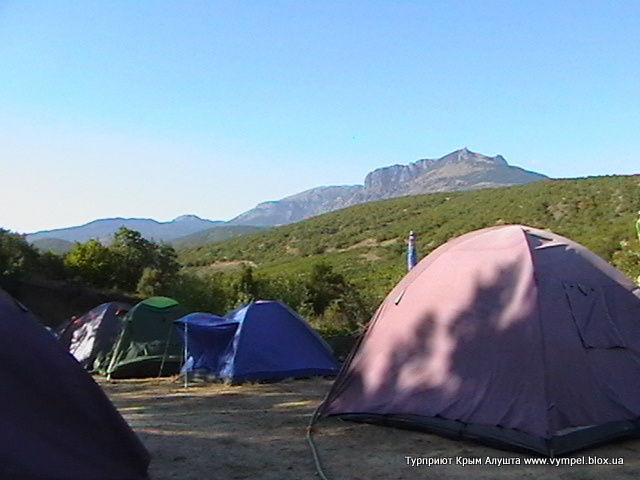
[57,301,130,371]
[318,225,640,456]
[175,301,339,383]
[104,296,185,379]
[0,288,149,479]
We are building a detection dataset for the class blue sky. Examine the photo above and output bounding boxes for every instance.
[1,1,638,233]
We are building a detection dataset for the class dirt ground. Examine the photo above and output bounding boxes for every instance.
[99,377,640,480]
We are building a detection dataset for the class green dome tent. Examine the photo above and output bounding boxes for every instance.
[103,296,186,378]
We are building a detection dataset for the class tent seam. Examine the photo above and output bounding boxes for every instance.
[522,226,553,444]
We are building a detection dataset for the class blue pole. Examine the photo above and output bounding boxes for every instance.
[184,322,188,389]
[407,231,418,271]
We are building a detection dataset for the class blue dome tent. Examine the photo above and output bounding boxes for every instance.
[176,301,339,383]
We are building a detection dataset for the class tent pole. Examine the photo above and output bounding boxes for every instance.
[106,318,128,380]
[157,318,173,377]
[184,322,188,389]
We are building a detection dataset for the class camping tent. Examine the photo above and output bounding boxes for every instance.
[0,288,149,479]
[104,296,185,379]
[57,301,130,371]
[317,225,640,456]
[175,301,339,383]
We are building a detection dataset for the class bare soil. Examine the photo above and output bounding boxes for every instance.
[99,377,640,480]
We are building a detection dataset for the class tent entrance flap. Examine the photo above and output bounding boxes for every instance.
[179,322,239,373]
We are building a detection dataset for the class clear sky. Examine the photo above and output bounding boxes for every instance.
[1,1,638,233]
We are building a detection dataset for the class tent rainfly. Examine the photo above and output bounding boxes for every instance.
[317,225,640,456]
[104,296,185,379]
[57,302,130,371]
[175,301,340,383]
[0,288,150,479]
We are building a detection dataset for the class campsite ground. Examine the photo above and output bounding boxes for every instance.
[100,377,640,480]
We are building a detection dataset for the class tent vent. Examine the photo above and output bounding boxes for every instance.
[563,282,625,349]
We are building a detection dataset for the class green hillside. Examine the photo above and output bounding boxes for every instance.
[31,237,74,254]
[171,225,266,248]
[179,175,640,300]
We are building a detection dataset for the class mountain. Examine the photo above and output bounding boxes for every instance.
[361,148,545,198]
[228,185,364,227]
[27,215,223,245]
[228,148,547,226]
[26,148,547,246]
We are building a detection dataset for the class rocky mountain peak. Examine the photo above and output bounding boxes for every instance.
[229,149,547,226]
[430,148,505,166]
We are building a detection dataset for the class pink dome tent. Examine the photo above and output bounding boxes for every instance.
[317,225,640,455]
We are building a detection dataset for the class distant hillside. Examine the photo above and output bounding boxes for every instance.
[179,175,640,300]
[27,214,223,244]
[31,238,74,254]
[171,225,267,248]
[228,148,547,226]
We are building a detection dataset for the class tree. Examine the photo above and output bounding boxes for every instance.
[168,272,228,314]
[152,243,180,283]
[0,229,38,290]
[136,267,164,297]
[62,228,181,293]
[136,245,180,297]
[37,251,68,280]
[64,239,116,287]
[304,262,371,334]
[305,262,350,315]
[110,228,157,290]
[232,265,260,305]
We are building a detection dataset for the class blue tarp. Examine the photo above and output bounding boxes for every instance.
[175,301,339,383]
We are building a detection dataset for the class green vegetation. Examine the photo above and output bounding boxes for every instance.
[161,263,371,337]
[171,225,266,248]
[31,237,74,254]
[65,227,180,293]
[178,175,640,325]
[3,175,639,337]
[0,229,68,291]
[0,229,39,290]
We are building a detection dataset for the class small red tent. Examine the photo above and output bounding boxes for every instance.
[57,301,130,370]
[318,225,640,455]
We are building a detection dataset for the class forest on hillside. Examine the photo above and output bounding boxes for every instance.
[179,175,640,290]
[3,175,639,337]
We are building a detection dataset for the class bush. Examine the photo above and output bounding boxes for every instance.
[37,252,68,280]
[167,272,229,315]
[0,229,38,290]
[612,247,640,285]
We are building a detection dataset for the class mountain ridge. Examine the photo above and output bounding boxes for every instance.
[25,148,547,245]
[228,148,547,225]
[26,215,223,244]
